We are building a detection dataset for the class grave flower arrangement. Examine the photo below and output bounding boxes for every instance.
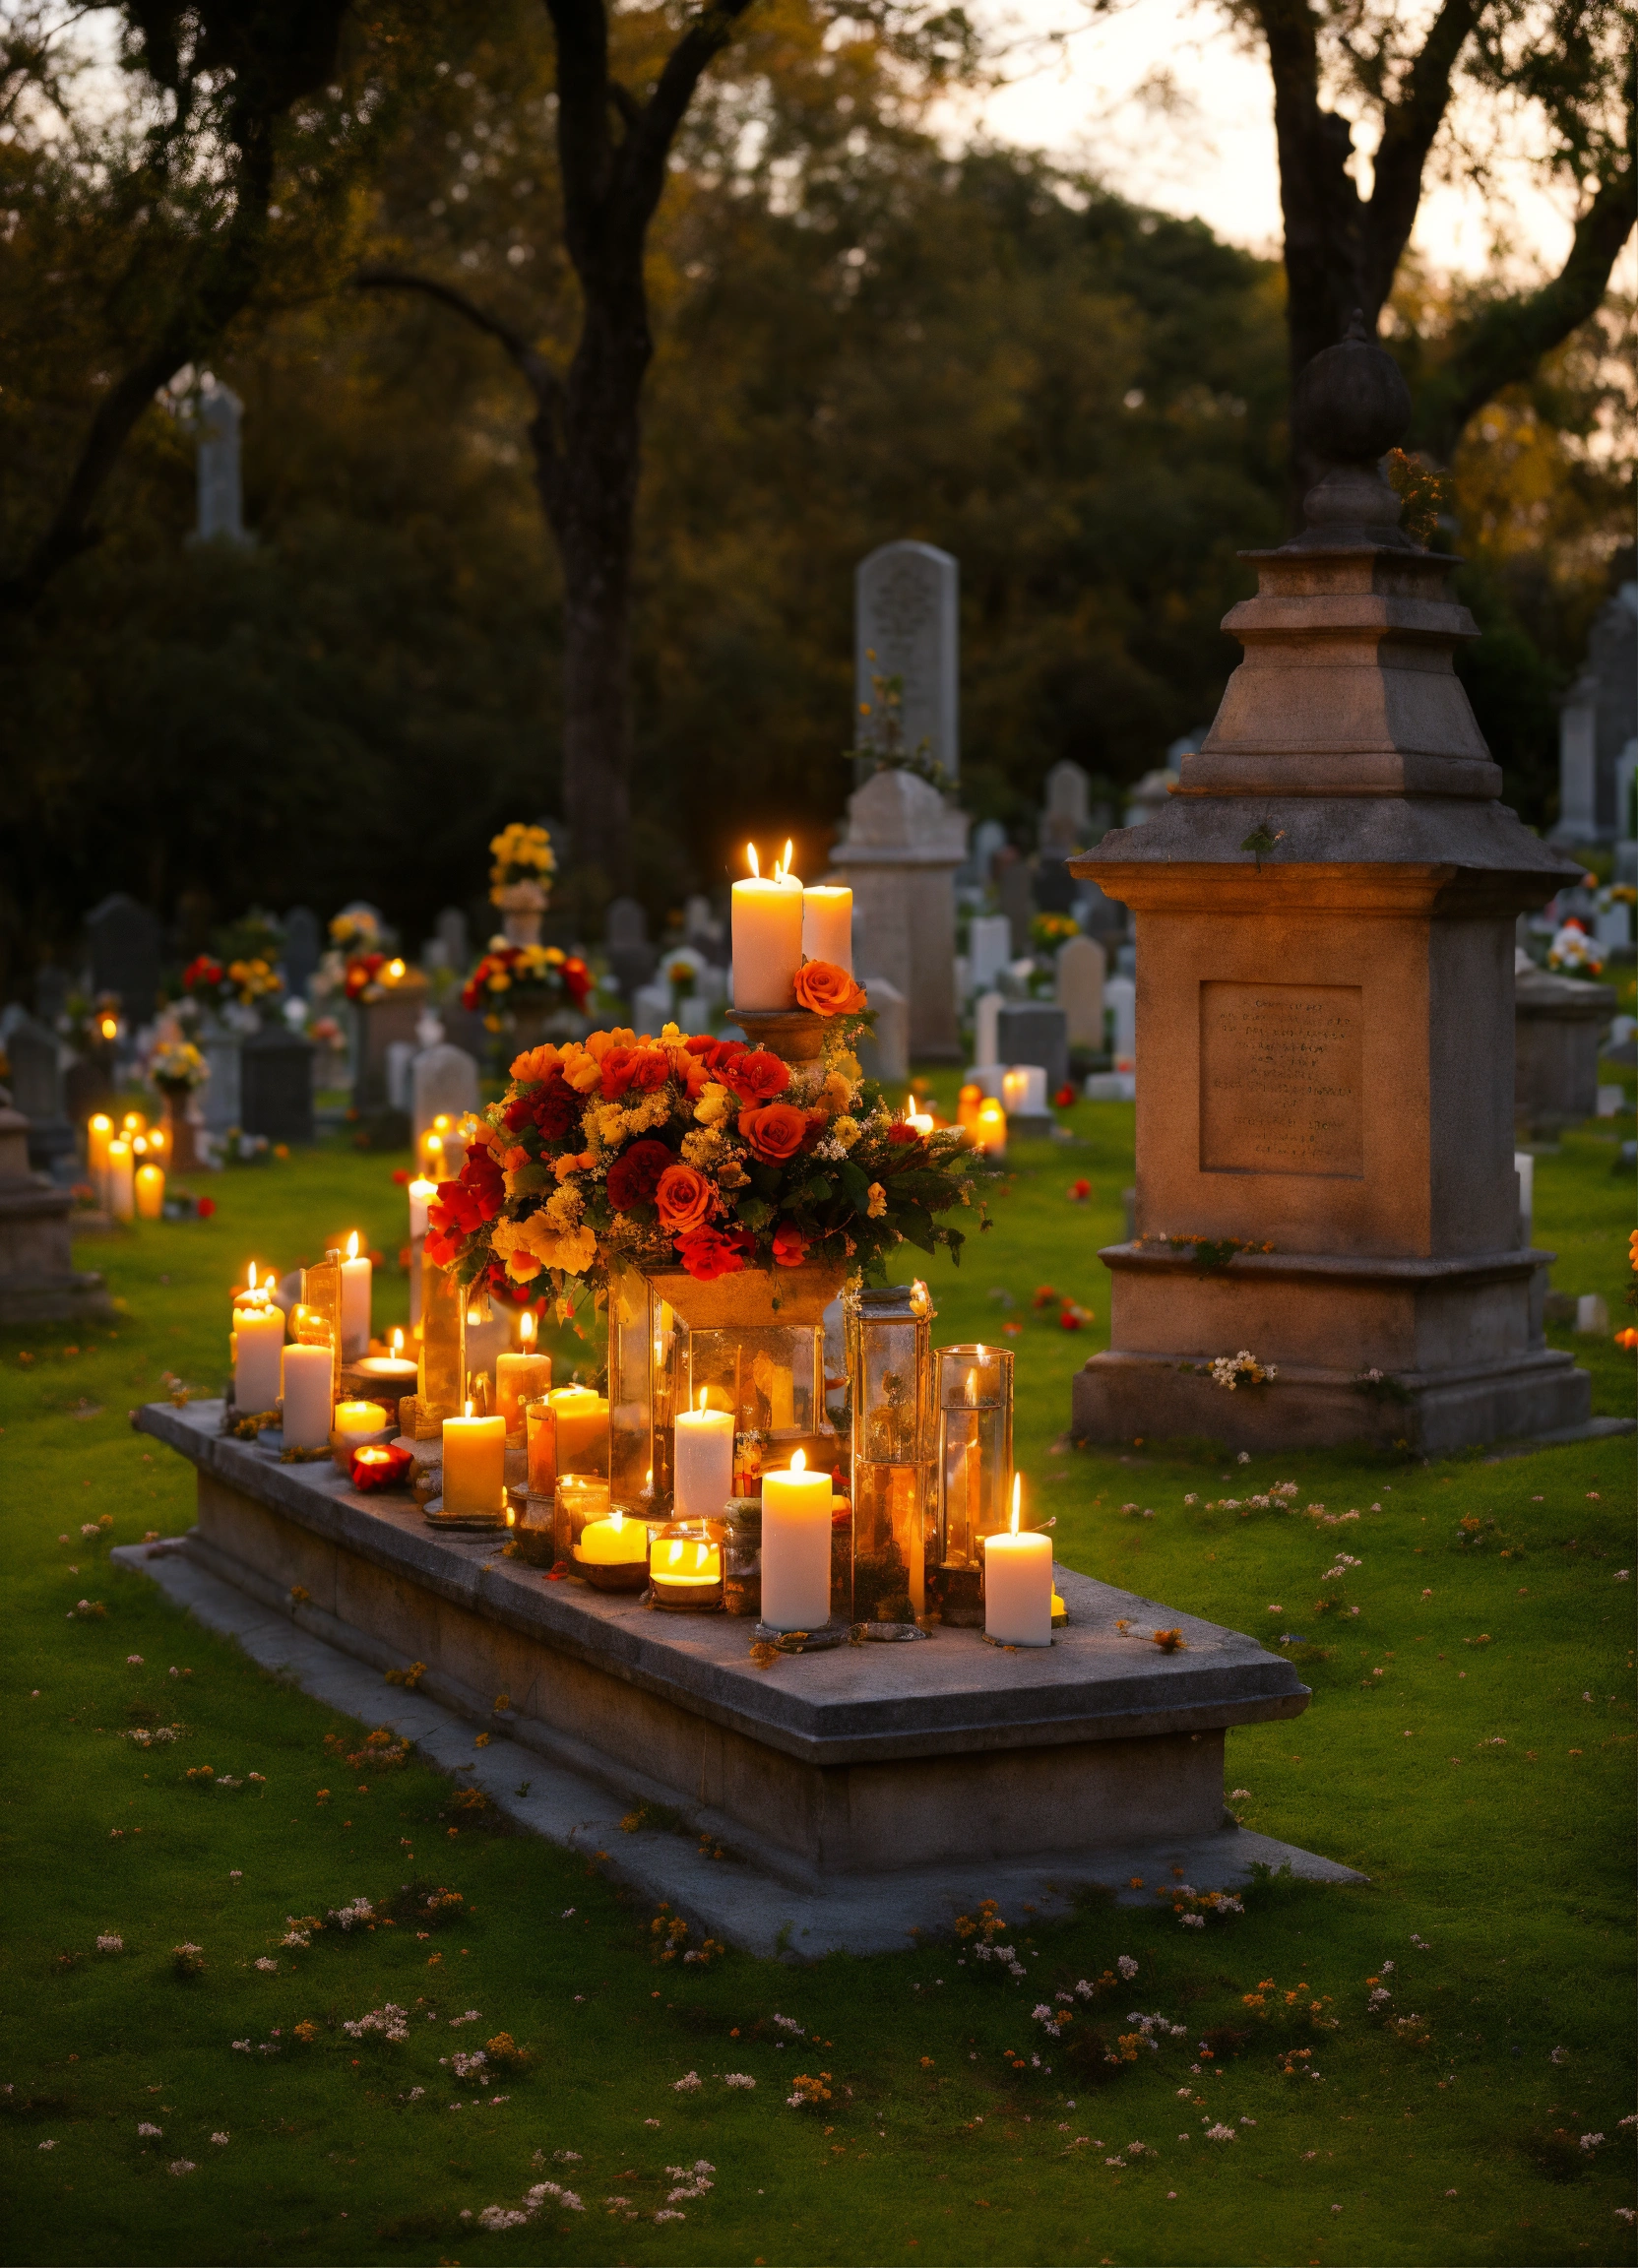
[489,822,556,913]
[181,955,231,1011]
[1546,918,1605,977]
[342,954,420,1003]
[462,943,593,1030]
[149,1040,208,1092]
[423,980,974,1301]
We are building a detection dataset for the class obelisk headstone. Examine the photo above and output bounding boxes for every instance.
[194,379,251,545]
[854,541,959,781]
[1068,317,1590,1455]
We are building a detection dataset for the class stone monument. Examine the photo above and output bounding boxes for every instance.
[1550,580,1637,848]
[1069,317,1591,1454]
[996,1003,1068,1098]
[996,850,1034,954]
[239,1024,316,1146]
[605,899,657,998]
[194,379,251,545]
[412,1041,480,1150]
[3,1013,75,1175]
[283,907,320,999]
[853,540,959,781]
[828,768,968,1060]
[87,894,162,1018]
[1056,934,1106,1051]
[0,1088,112,1324]
[1514,963,1618,1134]
[967,914,1012,991]
[437,907,472,974]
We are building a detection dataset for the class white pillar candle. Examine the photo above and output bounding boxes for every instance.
[340,1231,372,1361]
[282,1342,335,1449]
[732,846,805,1010]
[983,1479,1052,1647]
[760,1451,833,1630]
[442,1405,507,1519]
[801,885,853,974]
[408,1176,435,1240]
[135,1162,165,1219]
[232,1274,284,1411]
[673,1396,735,1518]
[106,1138,135,1222]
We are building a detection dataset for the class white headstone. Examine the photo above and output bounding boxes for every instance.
[411,1041,479,1147]
[968,914,1012,991]
[973,989,1003,1070]
[854,540,959,779]
[1040,761,1091,852]
[1104,973,1136,1065]
[195,380,249,544]
[969,818,1006,882]
[386,1040,416,1110]
[856,975,909,1087]
[1055,934,1105,1048]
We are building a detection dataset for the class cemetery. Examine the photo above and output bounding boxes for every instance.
[1,5,1634,2264]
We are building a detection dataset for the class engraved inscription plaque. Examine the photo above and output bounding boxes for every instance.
[1200,982,1363,1177]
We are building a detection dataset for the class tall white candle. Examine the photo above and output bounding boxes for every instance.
[232,1268,284,1411]
[408,1176,435,1240]
[340,1230,372,1361]
[673,1393,735,1518]
[87,1114,113,1209]
[282,1343,335,1449]
[983,1478,1052,1647]
[760,1450,833,1630]
[732,844,804,1010]
[801,884,852,973]
[106,1138,135,1223]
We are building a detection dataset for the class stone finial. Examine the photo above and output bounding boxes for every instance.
[1290,311,1416,551]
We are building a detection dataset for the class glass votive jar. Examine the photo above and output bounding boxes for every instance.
[648,1516,724,1612]
[572,1503,652,1593]
[552,1474,610,1566]
[513,1489,556,1567]
[932,1342,1014,1626]
[524,1396,557,1497]
[721,1499,762,1618]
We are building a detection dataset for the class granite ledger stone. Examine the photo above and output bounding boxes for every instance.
[1069,316,1594,1455]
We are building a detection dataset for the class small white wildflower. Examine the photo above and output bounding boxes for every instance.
[1205,2124,1235,2143]
[210,2132,228,2145]
[38,2140,56,2151]
[167,2159,197,2175]
[723,2073,756,2089]
[138,2122,162,2137]
[254,1957,278,1974]
[96,1932,123,1953]
[127,1655,143,1666]
[1117,1954,1138,1980]
[672,2071,702,2093]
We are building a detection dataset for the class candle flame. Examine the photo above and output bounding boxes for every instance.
[520,1309,536,1347]
[699,1386,708,1413]
[387,957,406,980]
[1011,1472,1022,1536]
[100,1016,118,1040]
[966,1367,978,1406]
[426,1134,443,1158]
[790,1447,807,1474]
[465,1398,473,1418]
[468,1307,483,1325]
[434,1113,451,1133]
[248,1263,259,1292]
[746,841,760,878]
[391,1327,403,1353]
[346,1229,360,1261]
[783,838,793,873]
[611,1510,624,1534]
[91,1114,110,1134]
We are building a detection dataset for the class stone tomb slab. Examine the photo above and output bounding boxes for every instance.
[134,1401,1355,1945]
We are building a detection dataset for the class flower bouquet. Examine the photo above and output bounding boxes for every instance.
[1546,919,1605,977]
[423,966,975,1308]
[462,943,593,1032]
[490,822,557,944]
[149,1040,208,1096]
[342,953,421,1004]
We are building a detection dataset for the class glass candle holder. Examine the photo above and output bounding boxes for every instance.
[548,1385,609,1478]
[524,1396,557,1498]
[932,1343,1014,1625]
[648,1516,724,1612]
[846,1279,935,1624]
[721,1498,763,1618]
[572,1503,652,1592]
[299,1250,345,1404]
[513,1488,556,1567]
[551,1474,610,1566]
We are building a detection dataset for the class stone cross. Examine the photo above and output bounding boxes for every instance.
[1055,934,1106,1049]
[195,380,250,544]
[87,894,162,1017]
[854,541,959,781]
[283,908,320,999]
[828,768,968,1060]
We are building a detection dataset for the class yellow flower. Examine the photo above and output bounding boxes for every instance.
[866,1182,887,1218]
[543,1183,584,1232]
[831,1115,861,1150]
[694,1082,733,1127]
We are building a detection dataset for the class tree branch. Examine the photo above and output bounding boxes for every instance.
[543,0,615,276]
[1411,140,1637,457]
[1361,0,1480,316]
[623,0,758,223]
[350,265,564,410]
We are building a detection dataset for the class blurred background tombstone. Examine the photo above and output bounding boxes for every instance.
[968,914,1011,991]
[853,539,959,783]
[34,966,71,1028]
[1514,962,1618,1135]
[1,1013,75,1177]
[605,898,657,998]
[412,1040,479,1149]
[0,1086,112,1323]
[193,378,251,545]
[1103,971,1136,1066]
[995,1002,1068,1097]
[239,1024,315,1145]
[87,894,161,1017]
[283,907,320,999]
[853,975,909,1087]
[995,850,1035,954]
[437,907,472,973]
[1055,934,1106,1053]
[200,1023,242,1134]
[829,768,967,1059]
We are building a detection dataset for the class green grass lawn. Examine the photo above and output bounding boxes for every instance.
[2,1097,1633,2267]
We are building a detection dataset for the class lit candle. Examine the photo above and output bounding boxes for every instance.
[956,1083,983,1138]
[972,1098,1007,1155]
[106,1137,135,1222]
[731,841,804,1010]
[575,1509,649,1566]
[801,884,852,974]
[135,1162,165,1219]
[408,1175,435,1240]
[442,1400,507,1519]
[673,1389,735,1517]
[495,1311,552,1436]
[282,1342,335,1448]
[983,1477,1052,1648]
[87,1112,113,1206]
[334,1399,390,1438]
[121,1110,148,1138]
[548,1385,609,1476]
[524,1397,557,1495]
[905,1094,935,1137]
[339,1230,371,1361]
[650,1530,722,1595]
[354,1333,418,1398]
[760,1448,833,1630]
[232,1265,284,1411]
[145,1123,170,1169]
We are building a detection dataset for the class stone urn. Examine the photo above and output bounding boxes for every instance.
[157,1081,202,1174]
[494,881,548,947]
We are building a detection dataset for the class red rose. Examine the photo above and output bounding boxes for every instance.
[771,1221,809,1267]
[392,1167,410,1186]
[675,1226,749,1283]
[598,1042,668,1099]
[563,957,592,1005]
[604,1138,674,1212]
[718,1048,789,1103]
[737,1101,817,1163]
[886,1121,922,1148]
[195,1196,216,1220]
[1054,1084,1077,1108]
[625,1046,670,1093]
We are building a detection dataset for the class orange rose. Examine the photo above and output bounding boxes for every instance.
[737,1101,816,1163]
[655,1162,714,1234]
[794,960,867,1016]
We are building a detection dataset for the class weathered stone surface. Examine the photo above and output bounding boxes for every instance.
[854,539,959,782]
[830,770,967,1060]
[137,1400,1314,1888]
[1514,966,1617,1132]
